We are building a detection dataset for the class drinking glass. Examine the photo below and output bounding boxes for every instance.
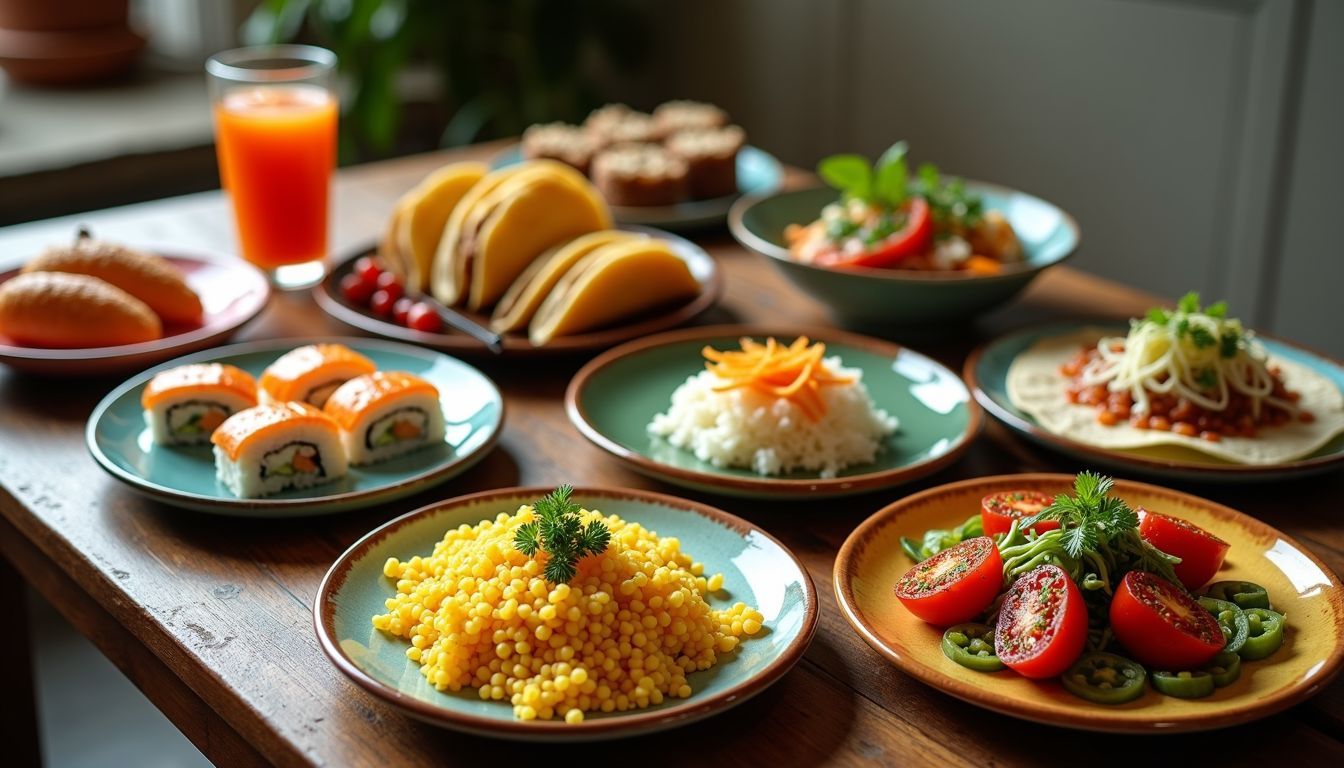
[206,45,338,290]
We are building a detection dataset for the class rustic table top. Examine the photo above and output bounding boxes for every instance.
[2,143,1342,767]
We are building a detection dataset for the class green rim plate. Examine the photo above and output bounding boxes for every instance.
[566,325,981,498]
[86,337,504,516]
[315,486,818,740]
[966,322,1344,482]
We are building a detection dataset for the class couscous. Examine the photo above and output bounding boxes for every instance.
[372,499,763,723]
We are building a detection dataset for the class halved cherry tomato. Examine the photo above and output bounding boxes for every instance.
[994,564,1087,679]
[814,197,934,269]
[1110,570,1224,670]
[893,536,1003,626]
[980,490,1060,537]
[1138,510,1229,590]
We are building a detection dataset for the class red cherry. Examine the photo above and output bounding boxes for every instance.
[340,273,375,304]
[353,256,383,286]
[392,297,414,325]
[370,289,398,316]
[375,272,404,301]
[406,302,443,333]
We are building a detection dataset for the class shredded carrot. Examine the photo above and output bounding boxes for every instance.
[703,336,854,421]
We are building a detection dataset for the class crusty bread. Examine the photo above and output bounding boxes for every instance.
[24,234,203,325]
[590,144,689,207]
[0,271,162,348]
[520,122,597,176]
[653,100,729,138]
[665,125,745,199]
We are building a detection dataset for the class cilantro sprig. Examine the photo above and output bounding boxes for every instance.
[1142,292,1244,361]
[514,485,611,584]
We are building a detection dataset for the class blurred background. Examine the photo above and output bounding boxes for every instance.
[2,1,1339,764]
[1,0,1339,355]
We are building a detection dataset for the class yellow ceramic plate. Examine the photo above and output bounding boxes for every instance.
[833,473,1344,733]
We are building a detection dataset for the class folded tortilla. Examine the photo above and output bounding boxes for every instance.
[491,230,646,333]
[529,239,701,346]
[1006,328,1344,464]
[394,162,487,292]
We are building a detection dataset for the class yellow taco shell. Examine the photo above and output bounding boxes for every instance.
[431,164,533,306]
[490,230,644,333]
[394,162,487,292]
[528,239,700,345]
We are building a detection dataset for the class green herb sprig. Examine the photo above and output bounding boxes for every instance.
[1001,472,1181,592]
[514,485,611,584]
[1144,292,1242,359]
[816,141,983,227]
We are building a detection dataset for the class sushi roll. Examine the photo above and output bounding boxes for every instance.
[211,402,348,498]
[324,371,445,466]
[258,343,376,408]
[141,363,258,446]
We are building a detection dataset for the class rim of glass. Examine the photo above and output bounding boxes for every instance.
[206,44,337,83]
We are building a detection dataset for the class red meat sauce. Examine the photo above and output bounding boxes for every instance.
[1060,345,1313,442]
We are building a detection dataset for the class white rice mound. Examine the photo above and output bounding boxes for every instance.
[647,357,898,477]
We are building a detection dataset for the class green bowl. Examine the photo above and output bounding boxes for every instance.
[315,486,818,740]
[728,184,1079,328]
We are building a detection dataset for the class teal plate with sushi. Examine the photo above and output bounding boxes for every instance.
[965,323,1344,482]
[86,337,504,517]
[565,325,981,499]
[315,486,818,740]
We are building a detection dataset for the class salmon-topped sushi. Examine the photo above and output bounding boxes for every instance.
[142,363,258,446]
[324,371,445,466]
[258,343,376,408]
[211,402,349,497]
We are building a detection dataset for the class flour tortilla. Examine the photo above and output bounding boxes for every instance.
[1006,328,1344,465]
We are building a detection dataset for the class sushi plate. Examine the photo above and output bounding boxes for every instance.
[86,337,504,517]
[566,325,981,499]
[491,144,785,230]
[316,485,818,740]
[833,474,1344,733]
[0,245,271,376]
[313,225,723,357]
[965,322,1344,482]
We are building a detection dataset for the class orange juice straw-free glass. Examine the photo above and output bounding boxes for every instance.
[207,46,337,290]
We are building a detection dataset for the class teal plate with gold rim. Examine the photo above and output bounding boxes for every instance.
[565,325,981,499]
[315,486,818,740]
[86,337,504,517]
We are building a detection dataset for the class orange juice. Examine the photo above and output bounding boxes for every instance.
[214,85,336,270]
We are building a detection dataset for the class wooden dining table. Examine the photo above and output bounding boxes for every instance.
[2,142,1342,767]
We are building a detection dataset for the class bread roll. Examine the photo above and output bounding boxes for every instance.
[24,232,203,324]
[0,271,162,348]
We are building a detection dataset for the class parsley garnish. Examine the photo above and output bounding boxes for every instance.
[513,485,611,584]
[816,141,983,226]
[1024,472,1138,560]
[1189,326,1216,349]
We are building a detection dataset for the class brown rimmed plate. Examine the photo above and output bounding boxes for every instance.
[315,486,818,740]
[86,337,503,517]
[0,245,271,376]
[313,226,722,357]
[833,473,1344,733]
[966,323,1344,482]
[566,325,981,499]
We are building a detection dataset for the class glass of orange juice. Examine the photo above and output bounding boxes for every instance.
[206,45,338,290]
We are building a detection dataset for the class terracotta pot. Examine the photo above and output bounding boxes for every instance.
[0,0,144,86]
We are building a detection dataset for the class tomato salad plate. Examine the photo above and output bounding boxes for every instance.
[0,244,270,376]
[316,485,818,740]
[966,295,1344,482]
[833,472,1344,733]
[87,337,503,517]
[566,325,980,499]
[314,226,722,357]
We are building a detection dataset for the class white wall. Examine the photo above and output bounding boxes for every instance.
[628,0,1343,356]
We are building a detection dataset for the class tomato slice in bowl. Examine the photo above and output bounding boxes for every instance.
[980,490,1059,537]
[994,564,1087,679]
[893,536,1003,626]
[1110,570,1225,670]
[1138,510,1229,590]
[814,198,934,269]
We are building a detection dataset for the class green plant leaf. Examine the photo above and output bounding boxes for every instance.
[1178,292,1201,314]
[818,155,873,200]
[873,141,908,206]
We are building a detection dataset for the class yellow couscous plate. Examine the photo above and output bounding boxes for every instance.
[834,474,1344,733]
[316,486,818,740]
